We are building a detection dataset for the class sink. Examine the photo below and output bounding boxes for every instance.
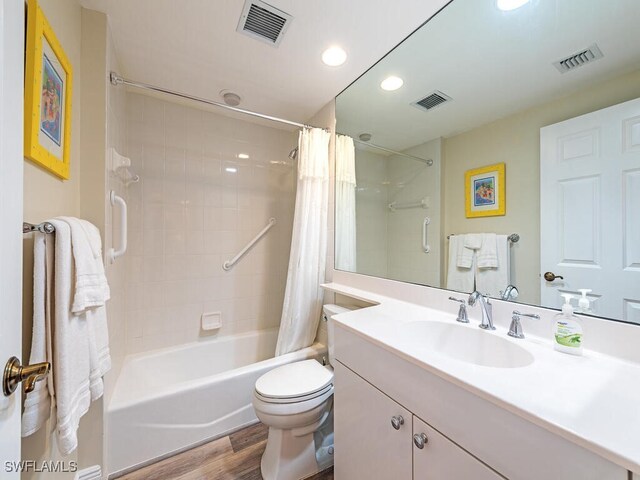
[399,321,534,368]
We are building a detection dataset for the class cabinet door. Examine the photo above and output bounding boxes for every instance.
[334,361,412,480]
[413,416,504,480]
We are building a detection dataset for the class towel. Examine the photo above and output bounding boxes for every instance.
[476,235,510,297]
[22,233,53,436]
[456,235,475,269]
[58,217,110,313]
[477,233,498,269]
[463,233,483,250]
[446,235,475,293]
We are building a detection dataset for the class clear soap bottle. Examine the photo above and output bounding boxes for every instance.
[553,294,583,356]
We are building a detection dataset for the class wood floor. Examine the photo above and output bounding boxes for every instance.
[118,423,334,480]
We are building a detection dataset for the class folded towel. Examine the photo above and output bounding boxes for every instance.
[463,233,483,250]
[476,235,510,297]
[22,233,53,437]
[456,235,475,269]
[58,217,110,314]
[447,235,475,293]
[477,233,498,269]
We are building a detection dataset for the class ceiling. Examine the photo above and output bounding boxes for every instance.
[80,0,450,129]
[336,0,640,151]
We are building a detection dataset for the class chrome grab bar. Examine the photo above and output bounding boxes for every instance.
[223,218,276,271]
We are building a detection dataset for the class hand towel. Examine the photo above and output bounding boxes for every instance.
[22,232,52,437]
[49,219,93,456]
[477,233,498,269]
[447,235,475,293]
[476,235,510,297]
[463,233,483,250]
[456,235,475,269]
[58,216,110,313]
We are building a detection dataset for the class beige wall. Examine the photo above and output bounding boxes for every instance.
[442,69,640,305]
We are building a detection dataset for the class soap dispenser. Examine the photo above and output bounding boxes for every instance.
[553,294,583,355]
[577,289,592,314]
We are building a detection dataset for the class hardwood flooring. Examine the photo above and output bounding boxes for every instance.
[118,423,334,480]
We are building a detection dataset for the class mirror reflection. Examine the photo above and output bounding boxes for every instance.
[335,0,640,323]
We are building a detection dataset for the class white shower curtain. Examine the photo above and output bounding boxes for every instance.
[276,127,331,356]
[335,135,356,271]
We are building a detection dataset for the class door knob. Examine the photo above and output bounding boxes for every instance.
[413,433,429,449]
[3,356,50,397]
[543,272,564,282]
[390,415,404,430]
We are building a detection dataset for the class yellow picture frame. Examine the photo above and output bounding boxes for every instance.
[465,163,506,218]
[24,0,73,180]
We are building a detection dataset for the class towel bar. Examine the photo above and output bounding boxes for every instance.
[23,222,55,234]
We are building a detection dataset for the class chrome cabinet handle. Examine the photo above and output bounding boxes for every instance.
[390,415,404,430]
[413,433,429,449]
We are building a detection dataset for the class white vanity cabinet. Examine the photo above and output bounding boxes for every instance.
[334,361,503,480]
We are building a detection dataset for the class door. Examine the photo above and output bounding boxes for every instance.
[333,361,412,480]
[412,416,504,480]
[540,97,640,321]
[0,0,25,474]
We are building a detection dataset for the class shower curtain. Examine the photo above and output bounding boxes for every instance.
[335,135,356,271]
[276,127,331,356]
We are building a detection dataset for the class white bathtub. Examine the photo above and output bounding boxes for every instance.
[107,328,326,476]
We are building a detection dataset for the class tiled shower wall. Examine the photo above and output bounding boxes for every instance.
[124,93,296,354]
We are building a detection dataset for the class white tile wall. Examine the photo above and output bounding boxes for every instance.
[123,93,296,354]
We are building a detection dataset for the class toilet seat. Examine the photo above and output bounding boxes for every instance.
[255,359,333,403]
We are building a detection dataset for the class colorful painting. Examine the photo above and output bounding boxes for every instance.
[40,53,63,146]
[465,163,505,218]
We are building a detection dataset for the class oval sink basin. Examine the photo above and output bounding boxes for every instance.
[399,321,534,368]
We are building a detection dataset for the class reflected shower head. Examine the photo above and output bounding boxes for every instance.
[288,147,298,160]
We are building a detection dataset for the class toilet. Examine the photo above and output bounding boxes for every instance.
[253,304,353,480]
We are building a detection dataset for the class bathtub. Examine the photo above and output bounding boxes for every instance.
[107,327,326,476]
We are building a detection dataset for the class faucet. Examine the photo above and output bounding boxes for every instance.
[448,297,469,323]
[468,291,495,330]
[508,310,540,339]
[500,284,519,301]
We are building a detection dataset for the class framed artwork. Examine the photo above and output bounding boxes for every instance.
[24,0,73,179]
[465,163,506,218]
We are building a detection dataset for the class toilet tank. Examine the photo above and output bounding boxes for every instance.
[322,304,355,366]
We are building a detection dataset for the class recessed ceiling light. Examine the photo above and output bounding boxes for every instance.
[496,0,530,11]
[380,76,404,91]
[322,46,347,67]
[225,167,238,173]
[238,153,250,159]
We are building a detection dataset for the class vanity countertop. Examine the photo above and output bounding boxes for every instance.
[323,282,640,474]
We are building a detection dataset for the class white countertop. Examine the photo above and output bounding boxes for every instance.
[323,282,640,474]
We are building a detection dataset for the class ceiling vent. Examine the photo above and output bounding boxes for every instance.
[553,44,604,74]
[412,90,452,112]
[237,0,292,47]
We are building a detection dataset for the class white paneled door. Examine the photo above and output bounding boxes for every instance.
[540,97,640,322]
[0,0,25,475]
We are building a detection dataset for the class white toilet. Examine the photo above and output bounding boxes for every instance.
[253,304,353,480]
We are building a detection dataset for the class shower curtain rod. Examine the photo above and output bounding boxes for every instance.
[109,72,327,131]
[347,136,434,166]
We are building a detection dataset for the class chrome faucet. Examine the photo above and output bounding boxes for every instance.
[508,310,540,339]
[500,284,519,301]
[448,297,469,323]
[468,291,495,330]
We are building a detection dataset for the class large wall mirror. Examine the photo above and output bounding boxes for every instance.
[335,0,640,324]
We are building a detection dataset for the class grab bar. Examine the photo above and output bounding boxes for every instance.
[423,217,431,253]
[108,191,127,264]
[223,218,276,271]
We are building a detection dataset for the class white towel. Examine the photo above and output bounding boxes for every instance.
[456,235,475,269]
[22,233,53,437]
[447,235,475,293]
[58,217,110,313]
[477,233,498,269]
[476,235,510,297]
[463,233,483,250]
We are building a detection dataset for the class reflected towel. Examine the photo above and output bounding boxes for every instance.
[476,235,510,296]
[456,235,475,269]
[447,235,475,293]
[477,233,498,269]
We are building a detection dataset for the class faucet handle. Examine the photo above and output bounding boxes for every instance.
[508,310,540,339]
[448,297,469,324]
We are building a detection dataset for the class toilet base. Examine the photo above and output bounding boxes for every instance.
[260,427,319,480]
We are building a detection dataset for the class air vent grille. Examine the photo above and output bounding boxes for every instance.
[412,91,452,112]
[237,0,292,47]
[553,44,604,73]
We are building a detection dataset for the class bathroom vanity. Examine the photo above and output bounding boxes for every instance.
[326,283,640,480]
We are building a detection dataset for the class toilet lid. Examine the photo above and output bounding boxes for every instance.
[255,359,334,399]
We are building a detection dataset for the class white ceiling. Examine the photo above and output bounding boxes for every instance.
[336,0,640,151]
[80,0,450,128]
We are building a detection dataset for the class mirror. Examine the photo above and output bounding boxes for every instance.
[335,0,640,324]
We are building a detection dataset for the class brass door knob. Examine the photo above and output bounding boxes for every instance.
[543,272,564,282]
[3,356,50,397]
